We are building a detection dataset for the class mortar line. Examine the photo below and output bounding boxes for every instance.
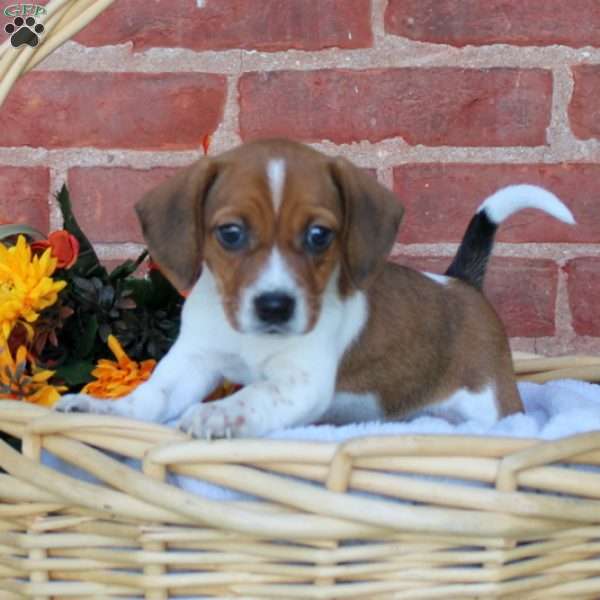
[4,140,600,170]
[33,41,600,73]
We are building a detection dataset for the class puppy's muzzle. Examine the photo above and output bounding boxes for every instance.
[254,292,296,327]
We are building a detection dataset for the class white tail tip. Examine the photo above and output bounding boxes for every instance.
[477,184,575,225]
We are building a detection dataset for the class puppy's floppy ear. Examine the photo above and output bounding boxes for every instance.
[329,157,404,289]
[135,159,219,294]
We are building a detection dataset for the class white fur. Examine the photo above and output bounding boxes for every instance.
[422,272,450,286]
[477,184,575,225]
[267,159,286,213]
[414,385,498,427]
[238,248,308,334]
[56,266,369,439]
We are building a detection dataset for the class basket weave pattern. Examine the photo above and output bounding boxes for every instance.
[1,396,600,599]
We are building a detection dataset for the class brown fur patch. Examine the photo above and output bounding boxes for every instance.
[329,157,404,293]
[337,265,522,417]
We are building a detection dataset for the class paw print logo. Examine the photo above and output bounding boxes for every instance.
[5,16,44,48]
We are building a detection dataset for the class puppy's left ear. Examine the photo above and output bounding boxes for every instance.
[329,157,404,289]
[135,159,219,294]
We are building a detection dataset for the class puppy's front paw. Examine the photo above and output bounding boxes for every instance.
[178,402,248,440]
[54,393,110,415]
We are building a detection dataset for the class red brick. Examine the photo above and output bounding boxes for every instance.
[385,0,600,48]
[75,0,371,51]
[484,257,558,338]
[0,72,226,150]
[565,258,600,336]
[0,167,49,233]
[393,163,600,244]
[395,255,558,337]
[68,167,179,243]
[570,66,600,141]
[239,69,551,146]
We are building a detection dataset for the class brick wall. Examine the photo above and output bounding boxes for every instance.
[1,0,599,355]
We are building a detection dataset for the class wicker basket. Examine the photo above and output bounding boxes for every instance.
[1,355,600,599]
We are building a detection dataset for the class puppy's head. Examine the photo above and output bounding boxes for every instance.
[136,140,403,335]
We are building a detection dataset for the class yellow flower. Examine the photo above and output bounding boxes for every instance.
[0,344,67,406]
[0,235,67,339]
[82,335,156,399]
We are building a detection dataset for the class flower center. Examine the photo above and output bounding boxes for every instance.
[0,280,15,303]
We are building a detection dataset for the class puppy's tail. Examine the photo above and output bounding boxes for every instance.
[445,185,575,289]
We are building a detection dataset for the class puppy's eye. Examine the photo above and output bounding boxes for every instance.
[215,223,248,251]
[304,225,334,254]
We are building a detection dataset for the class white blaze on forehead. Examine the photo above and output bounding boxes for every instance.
[267,158,286,213]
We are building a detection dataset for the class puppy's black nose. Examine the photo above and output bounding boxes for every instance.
[254,292,295,325]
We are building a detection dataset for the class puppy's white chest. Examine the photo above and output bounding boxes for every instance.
[216,340,298,385]
[215,353,254,385]
[184,266,369,377]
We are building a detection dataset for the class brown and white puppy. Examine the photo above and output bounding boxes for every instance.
[56,139,574,437]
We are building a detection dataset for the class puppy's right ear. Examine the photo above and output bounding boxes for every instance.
[135,159,219,294]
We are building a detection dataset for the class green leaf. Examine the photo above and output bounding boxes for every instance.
[108,250,148,282]
[71,276,97,295]
[98,285,115,309]
[56,185,107,280]
[75,314,99,359]
[143,269,182,310]
[54,360,94,386]
[123,278,155,307]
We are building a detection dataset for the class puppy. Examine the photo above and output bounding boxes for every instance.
[56,139,574,437]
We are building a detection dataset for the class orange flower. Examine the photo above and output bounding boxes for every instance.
[82,335,156,399]
[0,343,67,406]
[32,230,80,269]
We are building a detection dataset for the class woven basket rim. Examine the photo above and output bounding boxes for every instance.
[2,354,600,597]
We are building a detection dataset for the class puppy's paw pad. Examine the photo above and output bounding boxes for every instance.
[178,405,242,440]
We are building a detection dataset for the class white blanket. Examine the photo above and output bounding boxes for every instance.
[270,379,600,442]
[43,379,600,500]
